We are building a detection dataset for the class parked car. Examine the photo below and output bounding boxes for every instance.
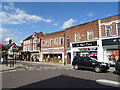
[115,59,120,73]
[72,56,110,73]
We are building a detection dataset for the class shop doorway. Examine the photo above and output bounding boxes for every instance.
[67,53,71,64]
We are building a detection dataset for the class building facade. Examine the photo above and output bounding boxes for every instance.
[39,31,65,63]
[22,14,120,65]
[98,15,120,65]
[22,32,43,61]
[68,20,100,64]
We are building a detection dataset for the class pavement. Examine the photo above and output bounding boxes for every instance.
[0,63,24,72]
[0,60,116,72]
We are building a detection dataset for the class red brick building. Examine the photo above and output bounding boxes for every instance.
[97,15,120,65]
[22,14,120,65]
[39,31,65,63]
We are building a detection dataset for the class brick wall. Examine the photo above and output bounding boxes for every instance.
[65,20,99,48]
[100,15,120,37]
[39,31,65,49]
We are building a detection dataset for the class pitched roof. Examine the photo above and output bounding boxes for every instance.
[23,35,33,41]
[23,32,44,41]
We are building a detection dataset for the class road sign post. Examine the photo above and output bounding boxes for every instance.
[12,46,17,66]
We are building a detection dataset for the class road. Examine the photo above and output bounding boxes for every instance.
[2,61,120,89]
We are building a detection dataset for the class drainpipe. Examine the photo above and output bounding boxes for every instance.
[63,33,66,65]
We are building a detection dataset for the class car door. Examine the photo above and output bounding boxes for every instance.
[83,57,93,69]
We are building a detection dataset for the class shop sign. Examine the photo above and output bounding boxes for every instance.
[63,50,66,54]
[102,37,120,46]
[12,46,17,50]
[72,41,97,47]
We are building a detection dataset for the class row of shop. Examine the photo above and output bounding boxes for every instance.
[40,36,120,65]
[21,37,120,65]
[71,36,120,65]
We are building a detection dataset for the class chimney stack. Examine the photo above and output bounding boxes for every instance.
[9,39,12,44]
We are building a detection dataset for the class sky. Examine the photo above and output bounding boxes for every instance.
[0,2,119,45]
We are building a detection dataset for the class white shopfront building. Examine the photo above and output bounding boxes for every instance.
[70,36,120,64]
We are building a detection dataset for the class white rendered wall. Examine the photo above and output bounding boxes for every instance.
[97,38,104,62]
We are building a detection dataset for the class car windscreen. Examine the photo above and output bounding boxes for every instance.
[90,57,97,61]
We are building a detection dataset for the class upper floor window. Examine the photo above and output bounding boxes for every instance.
[54,38,58,45]
[50,39,53,46]
[106,25,112,36]
[60,37,64,45]
[66,37,70,48]
[46,40,49,46]
[117,23,120,35]
[87,30,93,40]
[74,33,80,42]
[42,40,44,46]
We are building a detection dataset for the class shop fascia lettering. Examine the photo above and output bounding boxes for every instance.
[72,41,97,47]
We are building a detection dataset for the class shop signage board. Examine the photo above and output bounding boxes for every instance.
[12,46,17,50]
[72,41,97,47]
[102,37,120,46]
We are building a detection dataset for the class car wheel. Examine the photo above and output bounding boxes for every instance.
[95,66,102,73]
[74,64,79,70]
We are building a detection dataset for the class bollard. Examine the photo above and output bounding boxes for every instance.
[12,61,14,67]
[6,61,8,67]
[10,61,12,67]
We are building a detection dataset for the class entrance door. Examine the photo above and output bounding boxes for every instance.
[67,53,71,64]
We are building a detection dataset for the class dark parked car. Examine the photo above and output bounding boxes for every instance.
[115,59,120,73]
[72,56,110,73]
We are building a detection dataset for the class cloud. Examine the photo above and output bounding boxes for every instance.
[62,18,76,29]
[52,23,58,26]
[0,28,18,44]
[5,37,11,42]
[88,12,94,17]
[1,2,52,25]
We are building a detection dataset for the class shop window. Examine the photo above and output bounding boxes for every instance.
[50,39,53,46]
[74,33,80,42]
[117,23,120,35]
[60,37,64,45]
[105,25,112,36]
[54,38,58,45]
[87,30,93,40]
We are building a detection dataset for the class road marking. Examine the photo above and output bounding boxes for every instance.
[96,79,120,87]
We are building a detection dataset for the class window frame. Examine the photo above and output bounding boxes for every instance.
[74,33,80,42]
[105,25,112,36]
[59,37,64,45]
[46,40,49,46]
[87,30,94,40]
[54,38,58,45]
[116,23,120,35]
[42,40,44,46]
[50,39,53,46]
